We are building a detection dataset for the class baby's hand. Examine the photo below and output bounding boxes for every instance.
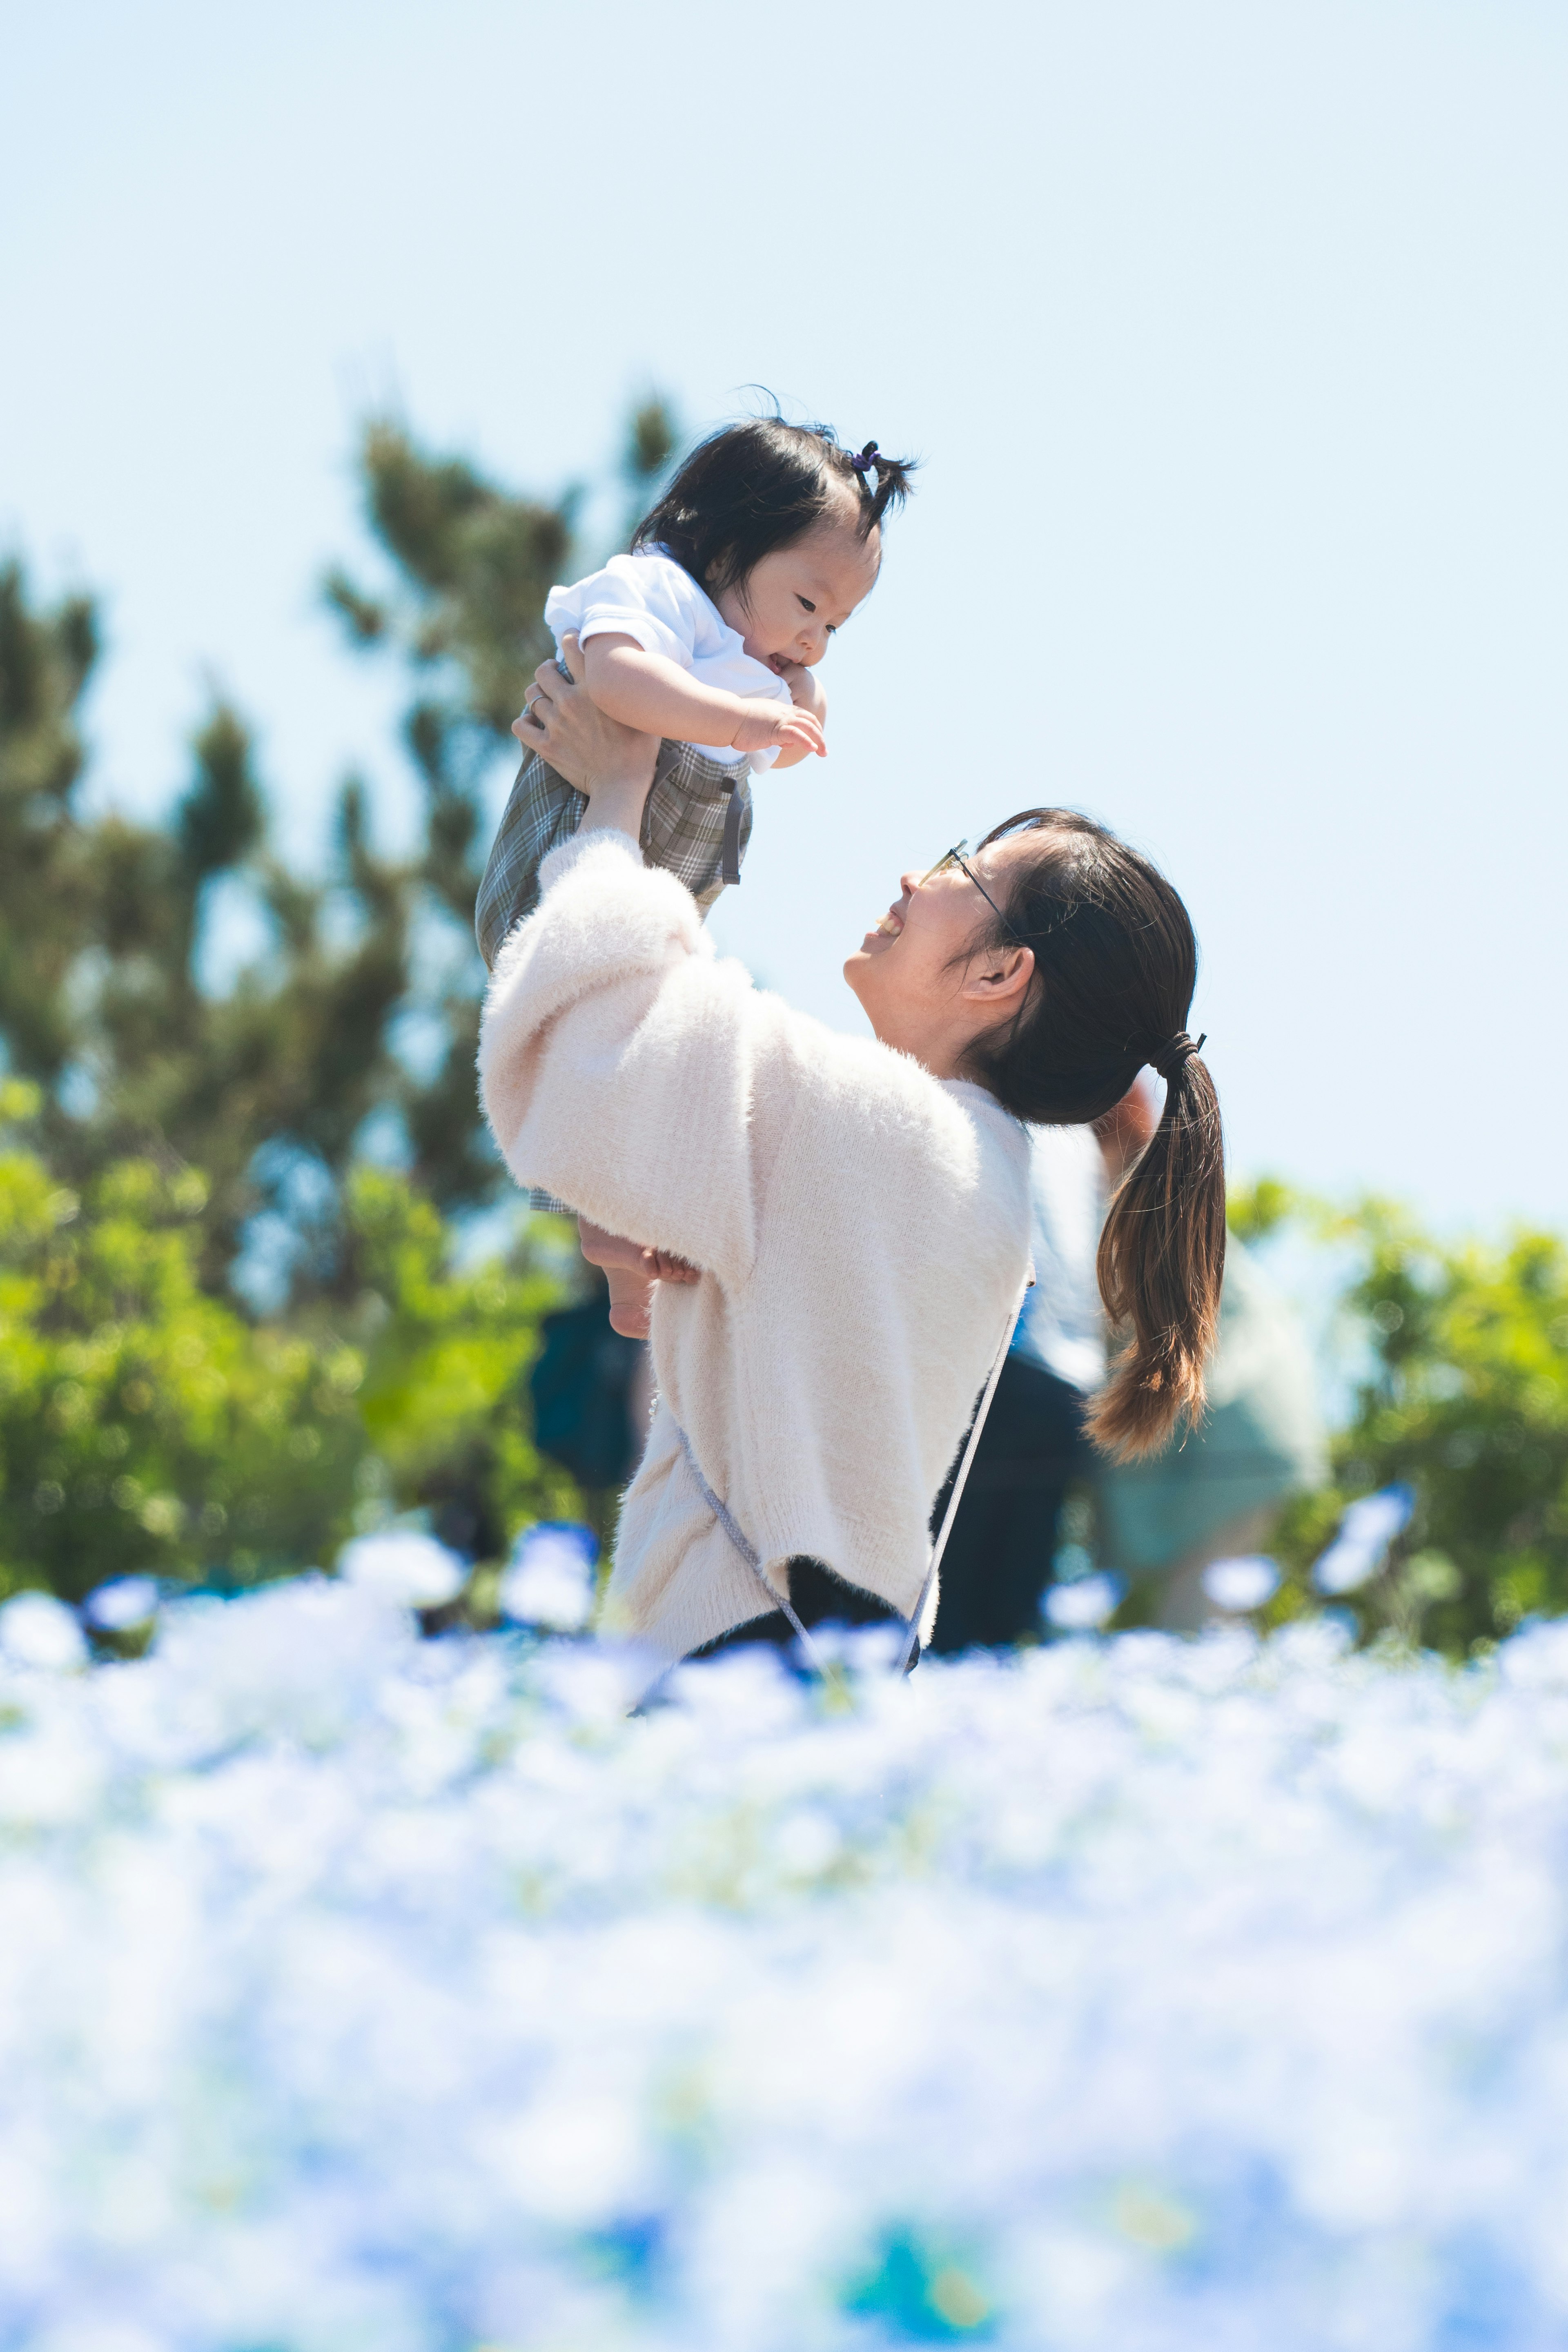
[775,659,828,728]
[731,700,826,759]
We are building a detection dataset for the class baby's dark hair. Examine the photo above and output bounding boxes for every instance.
[632,416,916,600]
[959,809,1227,1463]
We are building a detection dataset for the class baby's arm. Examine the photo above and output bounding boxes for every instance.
[770,659,829,771]
[583,634,824,760]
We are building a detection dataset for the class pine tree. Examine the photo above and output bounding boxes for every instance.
[0,398,680,1303]
[0,560,101,1091]
[321,399,677,1212]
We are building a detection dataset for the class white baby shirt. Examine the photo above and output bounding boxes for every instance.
[543,546,793,771]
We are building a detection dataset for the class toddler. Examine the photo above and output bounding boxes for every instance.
[477,416,914,1336]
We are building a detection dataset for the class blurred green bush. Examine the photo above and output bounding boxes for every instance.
[0,1083,577,1602]
[1232,1181,1568,1653]
[343,1164,580,1564]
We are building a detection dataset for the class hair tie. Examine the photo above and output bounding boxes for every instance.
[1150,1031,1206,1082]
[850,441,880,476]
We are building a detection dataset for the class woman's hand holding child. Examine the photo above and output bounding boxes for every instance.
[513,634,655,815]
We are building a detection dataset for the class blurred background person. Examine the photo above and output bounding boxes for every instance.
[1095,1231,1326,1629]
[934,1083,1325,1645]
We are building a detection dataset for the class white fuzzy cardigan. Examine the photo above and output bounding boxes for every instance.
[479,831,1032,1665]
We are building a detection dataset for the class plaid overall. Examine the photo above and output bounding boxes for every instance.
[474,739,755,971]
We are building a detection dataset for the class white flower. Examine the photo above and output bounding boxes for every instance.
[82,1577,160,1633]
[0,1590,86,1671]
[1044,1572,1122,1631]
[497,1521,597,1632]
[1201,1555,1281,1612]
[1313,1484,1415,1595]
[337,1528,466,1609]
[3,1575,1567,2349]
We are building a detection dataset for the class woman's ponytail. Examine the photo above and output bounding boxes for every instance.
[959,810,1228,1462]
[1087,1042,1226,1460]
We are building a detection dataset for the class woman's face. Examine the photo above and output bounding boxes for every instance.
[843,836,1033,1076]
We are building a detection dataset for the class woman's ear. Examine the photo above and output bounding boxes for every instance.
[960,942,1034,1011]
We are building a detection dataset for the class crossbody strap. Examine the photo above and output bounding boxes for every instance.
[893,1262,1034,1674]
[675,1423,831,1675]
[719,774,745,886]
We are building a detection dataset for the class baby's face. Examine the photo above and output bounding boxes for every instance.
[713,514,882,673]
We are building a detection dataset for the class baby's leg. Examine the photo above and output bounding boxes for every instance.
[578,1218,697,1339]
[603,1262,656,1340]
[577,1221,653,1275]
[577,1221,654,1336]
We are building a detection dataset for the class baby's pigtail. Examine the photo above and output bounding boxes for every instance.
[848,441,918,529]
[1087,1042,1226,1460]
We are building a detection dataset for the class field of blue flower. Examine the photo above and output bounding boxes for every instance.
[3,1574,1566,2352]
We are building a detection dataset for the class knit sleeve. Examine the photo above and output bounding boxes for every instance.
[477,830,773,1283]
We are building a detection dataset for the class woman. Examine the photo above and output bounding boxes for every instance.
[479,642,1225,1670]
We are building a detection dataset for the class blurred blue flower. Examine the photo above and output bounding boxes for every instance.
[1202,1556,1281,1613]
[0,1575,1562,2348]
[1044,1572,1123,1631]
[1312,1484,1416,1595]
[82,1575,160,1633]
[0,1590,86,1670]
[498,1520,598,1632]
[337,1527,466,1608]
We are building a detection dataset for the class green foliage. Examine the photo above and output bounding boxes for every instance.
[1243,1182,1568,1653]
[344,1167,579,1563]
[0,1084,362,1599]
[0,558,100,1080]
[176,703,264,879]
[325,396,679,749]
[1225,1175,1296,1245]
[325,419,573,743]
[0,552,430,1284]
[619,395,680,547]
[0,1087,577,1604]
[324,394,679,846]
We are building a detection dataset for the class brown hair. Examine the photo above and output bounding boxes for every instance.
[959,809,1226,1461]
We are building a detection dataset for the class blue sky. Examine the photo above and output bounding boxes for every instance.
[4,0,1565,1227]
